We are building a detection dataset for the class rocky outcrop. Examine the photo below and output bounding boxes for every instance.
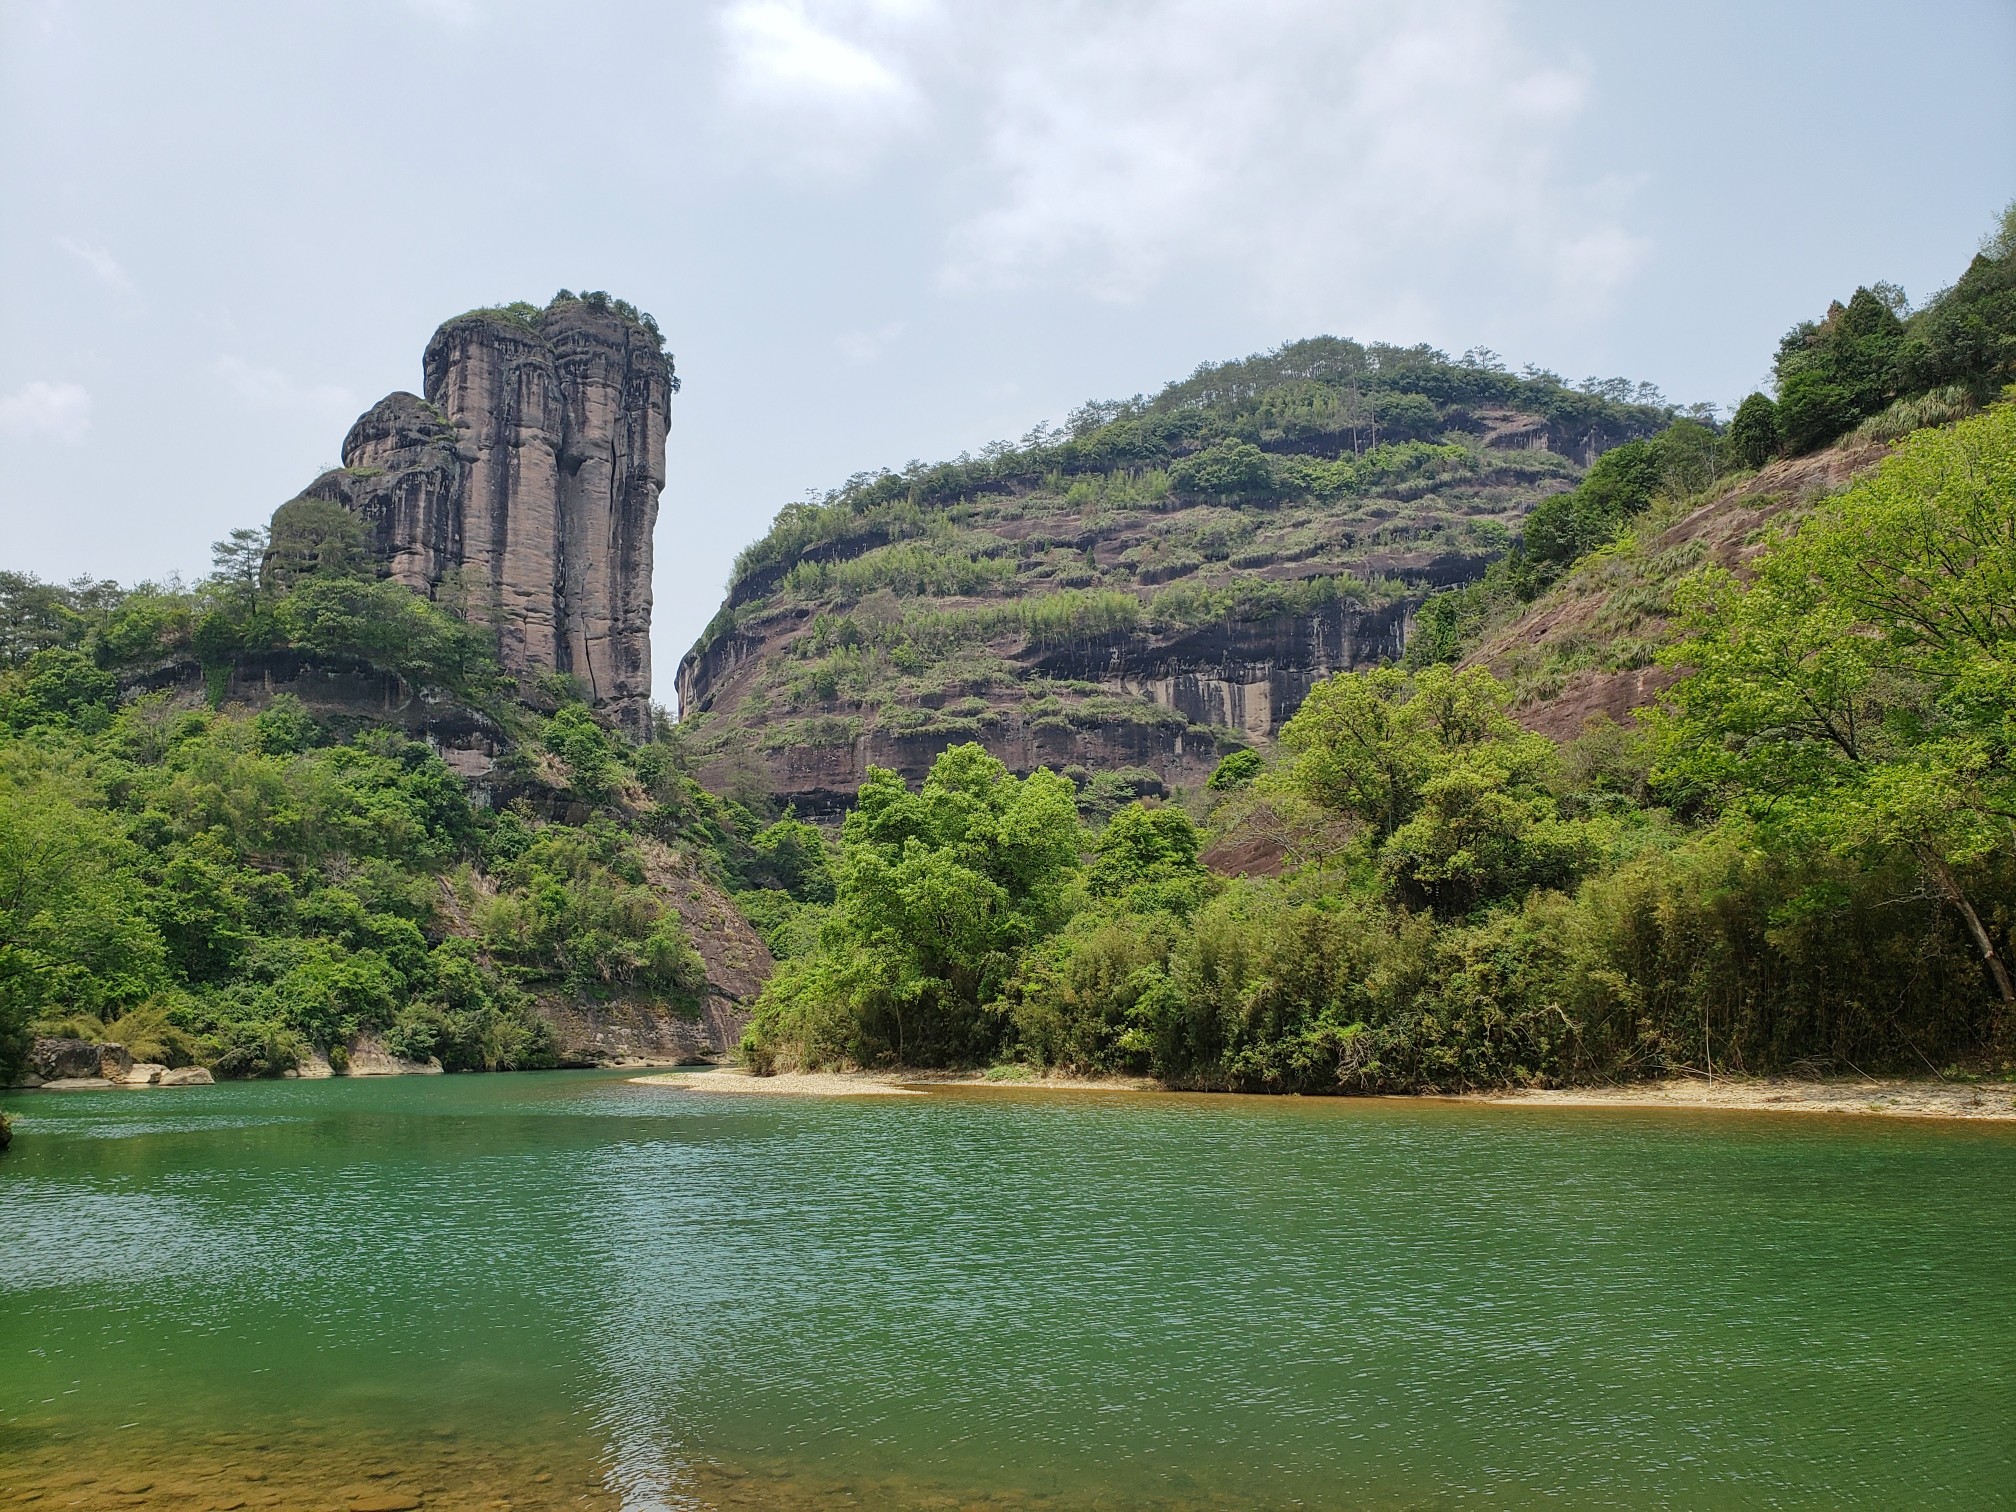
[533,993,747,1066]
[533,838,772,1063]
[671,356,1654,811]
[300,296,676,737]
[28,1037,131,1083]
[686,598,1419,812]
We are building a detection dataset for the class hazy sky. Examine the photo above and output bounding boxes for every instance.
[3,0,2011,696]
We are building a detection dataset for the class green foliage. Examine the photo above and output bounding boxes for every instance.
[1727,392,1781,468]
[3,648,117,732]
[0,754,167,1077]
[1656,401,2016,1009]
[784,537,1017,600]
[1207,748,1264,791]
[753,397,2016,1088]
[477,822,706,1005]
[1402,587,1488,670]
[543,704,623,803]
[1087,804,1211,913]
[1898,214,2016,395]
[715,334,1671,621]
[1279,665,1601,916]
[384,938,557,1072]
[1522,422,1719,573]
[0,570,119,666]
[749,818,836,903]
[1169,439,1280,504]
[0,684,699,1077]
[742,745,1084,1069]
[266,496,371,587]
[273,577,504,704]
[1766,211,2016,455]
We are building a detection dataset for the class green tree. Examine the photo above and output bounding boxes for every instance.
[210,527,271,616]
[1169,440,1279,504]
[1206,747,1264,791]
[1280,664,1593,916]
[273,577,502,702]
[750,817,836,902]
[745,744,1083,1068]
[4,648,118,731]
[544,704,621,804]
[1898,201,2016,396]
[0,759,168,1075]
[1727,392,1781,468]
[1088,802,1209,909]
[1774,287,1906,452]
[265,496,370,587]
[0,573,94,666]
[1656,401,2016,1012]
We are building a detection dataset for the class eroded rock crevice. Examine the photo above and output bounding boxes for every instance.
[304,299,673,736]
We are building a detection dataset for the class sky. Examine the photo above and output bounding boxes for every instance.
[2,0,2012,700]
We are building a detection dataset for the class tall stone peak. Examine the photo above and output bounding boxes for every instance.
[296,295,675,736]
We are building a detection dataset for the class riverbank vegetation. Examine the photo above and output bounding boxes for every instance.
[743,396,2016,1090]
[6,210,2012,1096]
[0,528,763,1082]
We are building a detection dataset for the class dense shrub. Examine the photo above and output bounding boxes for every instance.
[746,413,2015,1086]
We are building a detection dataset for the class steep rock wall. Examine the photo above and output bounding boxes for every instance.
[301,298,673,736]
[683,597,1416,813]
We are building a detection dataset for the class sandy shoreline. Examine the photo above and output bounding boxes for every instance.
[636,1066,2016,1121]
[1455,1075,2016,1122]
[630,1067,1153,1098]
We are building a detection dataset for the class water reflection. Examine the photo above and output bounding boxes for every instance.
[1,1073,2011,1510]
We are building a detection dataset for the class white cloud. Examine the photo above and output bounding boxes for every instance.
[717,0,935,172]
[0,381,93,444]
[711,0,1648,328]
[211,357,355,421]
[943,1,1645,321]
[56,236,137,297]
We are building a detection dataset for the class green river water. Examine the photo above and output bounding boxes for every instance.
[2,1070,2012,1510]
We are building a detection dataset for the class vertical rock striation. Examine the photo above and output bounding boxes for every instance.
[299,296,674,736]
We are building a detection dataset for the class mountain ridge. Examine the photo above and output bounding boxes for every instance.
[675,336,1676,811]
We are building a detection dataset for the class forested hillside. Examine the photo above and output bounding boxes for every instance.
[677,341,1675,810]
[5,208,2011,1093]
[1415,203,2016,725]
[740,207,2016,1088]
[0,518,783,1083]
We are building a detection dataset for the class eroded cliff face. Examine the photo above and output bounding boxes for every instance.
[301,297,673,736]
[681,593,1417,812]
[674,335,1671,810]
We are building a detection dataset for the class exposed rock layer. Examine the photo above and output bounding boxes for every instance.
[671,332,1668,809]
[683,599,1418,812]
[303,300,674,736]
